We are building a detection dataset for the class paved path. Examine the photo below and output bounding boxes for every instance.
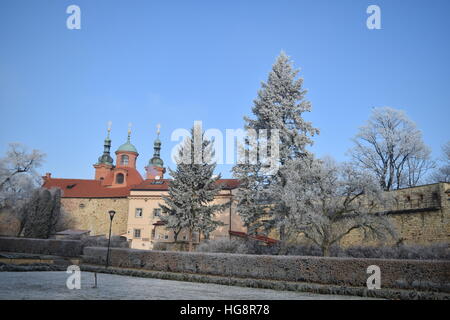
[0,271,373,300]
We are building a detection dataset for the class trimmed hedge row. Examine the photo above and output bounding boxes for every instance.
[0,237,83,257]
[83,247,450,292]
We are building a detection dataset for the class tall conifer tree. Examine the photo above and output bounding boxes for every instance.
[160,123,228,251]
[233,52,319,239]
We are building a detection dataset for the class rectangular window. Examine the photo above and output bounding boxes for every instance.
[164,234,169,240]
[153,208,162,217]
[151,229,156,239]
[135,208,143,218]
[134,229,141,238]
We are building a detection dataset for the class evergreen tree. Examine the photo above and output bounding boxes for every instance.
[160,124,228,251]
[233,51,319,239]
[22,188,62,238]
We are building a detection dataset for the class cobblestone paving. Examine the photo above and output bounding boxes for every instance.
[0,271,375,300]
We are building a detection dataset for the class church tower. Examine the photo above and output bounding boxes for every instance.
[145,124,166,179]
[110,123,140,186]
[94,122,114,181]
[115,124,139,169]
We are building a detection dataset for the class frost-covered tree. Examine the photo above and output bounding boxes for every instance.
[244,51,319,164]
[401,147,435,187]
[276,156,396,256]
[232,51,319,239]
[0,143,45,234]
[350,107,432,190]
[430,141,450,182]
[160,124,228,251]
[0,143,45,191]
[232,160,268,235]
[21,188,62,238]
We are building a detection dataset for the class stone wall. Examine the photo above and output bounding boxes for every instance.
[0,236,82,257]
[268,182,450,247]
[340,183,450,246]
[82,247,450,292]
[61,197,129,237]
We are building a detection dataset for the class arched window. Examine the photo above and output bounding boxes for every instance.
[116,173,124,184]
[121,155,129,165]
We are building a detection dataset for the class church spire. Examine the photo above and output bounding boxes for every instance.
[146,124,166,179]
[115,122,138,154]
[150,124,163,167]
[97,121,114,165]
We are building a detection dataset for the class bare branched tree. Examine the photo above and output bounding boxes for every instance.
[0,143,45,191]
[429,141,450,183]
[0,143,45,234]
[274,156,396,256]
[350,107,432,190]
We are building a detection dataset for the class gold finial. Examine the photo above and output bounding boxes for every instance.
[106,121,112,138]
[127,122,132,141]
[156,123,161,137]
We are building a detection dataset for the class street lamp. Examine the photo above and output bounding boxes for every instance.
[105,210,116,269]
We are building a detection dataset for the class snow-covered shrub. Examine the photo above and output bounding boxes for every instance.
[196,239,449,260]
[80,236,128,248]
[153,242,168,251]
[196,238,249,254]
[345,243,449,260]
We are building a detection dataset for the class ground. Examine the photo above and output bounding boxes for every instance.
[0,271,374,300]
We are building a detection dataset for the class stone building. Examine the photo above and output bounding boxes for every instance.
[42,125,246,248]
[126,178,244,250]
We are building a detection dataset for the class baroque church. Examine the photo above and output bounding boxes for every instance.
[42,125,247,249]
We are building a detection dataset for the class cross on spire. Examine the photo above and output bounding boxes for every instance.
[127,122,132,142]
[107,121,112,138]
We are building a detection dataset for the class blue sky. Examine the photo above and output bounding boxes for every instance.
[0,0,449,179]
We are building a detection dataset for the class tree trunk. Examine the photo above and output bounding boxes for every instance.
[188,229,193,252]
[321,244,331,257]
[279,225,285,241]
[173,229,180,243]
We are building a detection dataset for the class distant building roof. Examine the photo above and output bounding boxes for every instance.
[229,230,278,245]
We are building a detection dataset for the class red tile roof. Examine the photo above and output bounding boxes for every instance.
[42,178,132,198]
[131,178,240,191]
[43,176,240,198]
[229,230,278,245]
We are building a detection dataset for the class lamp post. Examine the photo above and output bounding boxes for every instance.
[105,210,116,269]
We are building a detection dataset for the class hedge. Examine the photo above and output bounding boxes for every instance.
[0,237,83,257]
[82,247,450,292]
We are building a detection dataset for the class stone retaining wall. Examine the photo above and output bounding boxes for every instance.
[0,237,82,257]
[83,247,450,292]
